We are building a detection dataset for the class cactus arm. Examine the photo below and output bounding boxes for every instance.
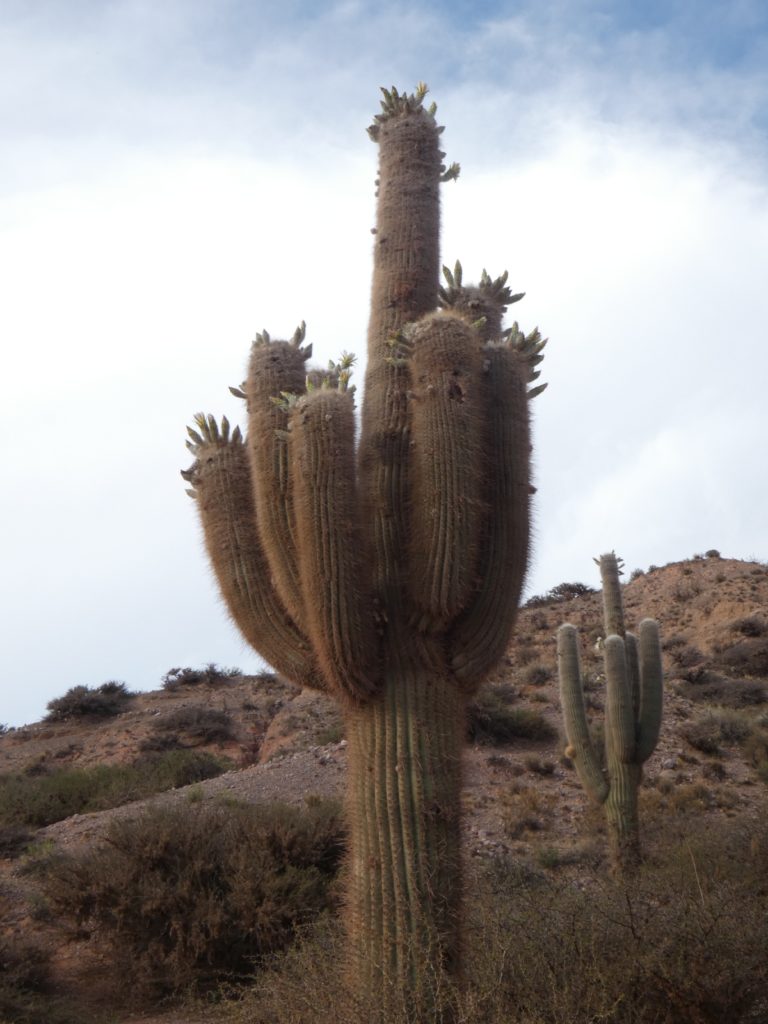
[406,311,485,632]
[624,631,641,720]
[288,387,379,702]
[557,624,609,804]
[635,618,664,763]
[597,550,626,637]
[449,339,531,688]
[182,415,322,691]
[438,263,525,342]
[604,635,637,764]
[246,328,311,628]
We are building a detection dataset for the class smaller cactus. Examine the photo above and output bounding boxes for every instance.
[557,552,663,874]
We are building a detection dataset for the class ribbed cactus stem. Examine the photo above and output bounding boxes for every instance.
[636,618,664,762]
[604,635,635,764]
[408,312,484,632]
[597,550,626,637]
[346,646,462,1019]
[289,388,378,701]
[359,96,445,614]
[246,336,310,627]
[183,420,321,690]
[450,342,531,687]
[557,625,609,804]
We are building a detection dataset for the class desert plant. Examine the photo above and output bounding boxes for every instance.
[151,706,235,744]
[181,83,546,1016]
[161,663,241,690]
[40,800,344,997]
[44,681,134,721]
[558,552,663,875]
[0,750,228,828]
[467,687,555,745]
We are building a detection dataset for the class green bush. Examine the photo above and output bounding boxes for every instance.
[151,706,235,744]
[41,799,345,995]
[674,671,766,707]
[161,663,242,691]
[44,681,134,722]
[524,581,595,608]
[0,750,228,828]
[468,686,556,745]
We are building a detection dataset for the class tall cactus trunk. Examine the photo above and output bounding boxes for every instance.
[346,651,463,1018]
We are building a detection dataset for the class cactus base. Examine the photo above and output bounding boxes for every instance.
[346,660,463,1020]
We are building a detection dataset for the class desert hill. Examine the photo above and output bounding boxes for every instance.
[1,552,766,1024]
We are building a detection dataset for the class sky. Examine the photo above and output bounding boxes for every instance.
[1,0,767,726]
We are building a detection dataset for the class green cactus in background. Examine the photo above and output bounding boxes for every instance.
[557,552,664,875]
[182,85,546,1018]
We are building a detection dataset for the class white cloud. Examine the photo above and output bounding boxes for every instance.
[2,1,768,724]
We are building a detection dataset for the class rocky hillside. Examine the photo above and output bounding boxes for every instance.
[1,553,766,1024]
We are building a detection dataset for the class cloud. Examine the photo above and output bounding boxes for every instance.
[2,1,768,724]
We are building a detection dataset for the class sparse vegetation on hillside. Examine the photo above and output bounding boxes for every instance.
[0,750,229,830]
[44,682,134,722]
[39,799,345,996]
[224,817,768,1024]
[467,683,556,744]
[161,664,243,691]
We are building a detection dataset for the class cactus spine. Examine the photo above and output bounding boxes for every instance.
[183,85,546,1017]
[557,552,663,875]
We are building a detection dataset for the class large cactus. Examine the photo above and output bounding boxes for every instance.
[182,85,546,1017]
[557,552,663,875]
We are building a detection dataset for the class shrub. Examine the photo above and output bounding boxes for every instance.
[0,750,228,828]
[224,819,768,1024]
[41,799,345,995]
[0,937,82,1024]
[681,710,754,757]
[523,665,553,687]
[44,682,134,722]
[705,549,721,558]
[151,706,235,744]
[674,671,766,708]
[524,582,595,608]
[467,687,556,745]
[161,664,241,691]
[732,615,767,638]
[0,824,33,858]
[716,638,768,676]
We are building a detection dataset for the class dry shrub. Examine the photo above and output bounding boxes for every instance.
[151,706,235,744]
[40,798,344,997]
[467,686,556,745]
[222,818,768,1024]
[716,638,768,677]
[674,670,766,707]
[161,664,242,691]
[0,750,228,829]
[44,681,134,722]
[0,936,82,1024]
[681,709,756,757]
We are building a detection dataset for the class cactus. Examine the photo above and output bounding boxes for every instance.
[182,85,546,1017]
[557,552,663,875]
